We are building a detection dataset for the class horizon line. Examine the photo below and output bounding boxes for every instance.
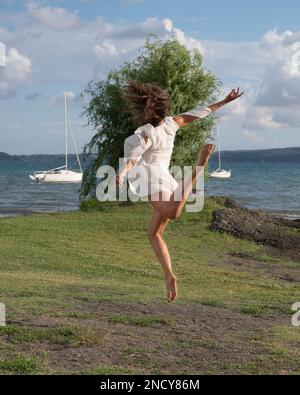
[1,146,300,156]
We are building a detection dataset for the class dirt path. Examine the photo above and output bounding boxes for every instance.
[3,300,293,375]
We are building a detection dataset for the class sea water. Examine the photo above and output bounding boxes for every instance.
[0,154,300,218]
[207,160,300,219]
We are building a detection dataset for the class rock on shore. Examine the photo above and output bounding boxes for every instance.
[211,198,300,256]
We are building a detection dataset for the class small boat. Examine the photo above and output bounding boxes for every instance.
[210,168,231,179]
[29,93,83,183]
[29,166,83,183]
[210,126,231,179]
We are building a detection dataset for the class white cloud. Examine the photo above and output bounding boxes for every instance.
[91,16,207,74]
[243,107,281,130]
[256,29,300,108]
[242,130,264,146]
[94,41,118,57]
[210,30,300,135]
[220,94,281,131]
[0,47,31,98]
[162,18,173,33]
[27,2,80,30]
[162,18,206,54]
[272,107,300,127]
[102,17,166,40]
[4,48,31,80]
[204,40,268,82]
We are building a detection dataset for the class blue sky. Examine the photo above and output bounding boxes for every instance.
[2,0,300,41]
[0,0,300,154]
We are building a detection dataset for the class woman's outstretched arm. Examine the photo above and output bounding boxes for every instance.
[116,160,135,187]
[173,86,244,128]
[116,130,152,187]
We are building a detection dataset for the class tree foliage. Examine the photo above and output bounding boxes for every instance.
[80,35,219,198]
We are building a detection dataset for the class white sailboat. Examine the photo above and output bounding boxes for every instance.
[29,93,83,183]
[210,127,231,179]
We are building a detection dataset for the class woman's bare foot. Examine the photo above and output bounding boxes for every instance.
[165,273,178,302]
[197,144,216,167]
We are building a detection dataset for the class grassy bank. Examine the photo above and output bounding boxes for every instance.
[0,197,300,375]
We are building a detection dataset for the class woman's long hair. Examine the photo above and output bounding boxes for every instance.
[124,81,171,127]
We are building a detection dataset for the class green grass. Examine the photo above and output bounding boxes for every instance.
[0,354,45,374]
[108,314,174,327]
[0,324,104,346]
[0,197,300,375]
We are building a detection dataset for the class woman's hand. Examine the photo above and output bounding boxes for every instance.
[207,86,244,113]
[223,86,244,104]
[116,173,126,187]
[116,160,137,187]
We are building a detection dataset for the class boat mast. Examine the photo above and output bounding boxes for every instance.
[64,92,68,171]
[217,126,221,170]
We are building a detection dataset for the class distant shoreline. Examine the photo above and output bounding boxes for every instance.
[0,147,300,161]
[0,152,91,160]
[1,203,300,221]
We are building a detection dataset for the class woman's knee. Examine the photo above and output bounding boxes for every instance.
[147,229,161,243]
[152,206,181,221]
[166,208,181,221]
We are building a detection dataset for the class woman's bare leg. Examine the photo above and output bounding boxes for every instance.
[150,144,215,220]
[147,208,178,302]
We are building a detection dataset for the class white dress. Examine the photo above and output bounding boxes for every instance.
[124,109,211,198]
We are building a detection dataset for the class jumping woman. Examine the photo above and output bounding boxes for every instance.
[117,81,243,302]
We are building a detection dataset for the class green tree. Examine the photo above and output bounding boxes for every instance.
[80,35,219,198]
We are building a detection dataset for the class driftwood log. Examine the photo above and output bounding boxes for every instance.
[211,198,300,253]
